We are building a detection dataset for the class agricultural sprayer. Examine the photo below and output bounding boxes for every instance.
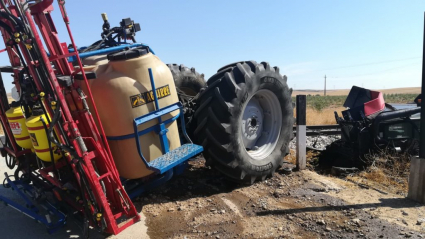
[0,0,294,236]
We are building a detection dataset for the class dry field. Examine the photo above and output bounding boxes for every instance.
[293,86,421,96]
[297,86,421,125]
[293,107,345,125]
[305,107,345,125]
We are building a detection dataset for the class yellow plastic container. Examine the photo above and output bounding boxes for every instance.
[5,105,32,149]
[26,113,62,162]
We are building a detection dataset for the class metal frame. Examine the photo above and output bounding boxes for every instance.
[0,0,139,234]
[0,0,203,235]
[0,173,67,233]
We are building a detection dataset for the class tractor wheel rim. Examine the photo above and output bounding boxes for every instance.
[241,89,282,160]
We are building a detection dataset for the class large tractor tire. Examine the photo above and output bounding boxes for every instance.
[167,64,206,97]
[167,64,206,139]
[193,61,294,184]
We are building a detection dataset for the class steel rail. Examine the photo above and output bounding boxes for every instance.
[293,124,341,136]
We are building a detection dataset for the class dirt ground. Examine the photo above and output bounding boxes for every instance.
[126,158,425,239]
[1,156,425,239]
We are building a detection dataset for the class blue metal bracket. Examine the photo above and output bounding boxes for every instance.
[0,173,67,233]
[131,68,203,174]
[147,144,203,174]
[124,160,188,200]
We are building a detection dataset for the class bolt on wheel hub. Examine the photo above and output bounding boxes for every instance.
[241,89,282,160]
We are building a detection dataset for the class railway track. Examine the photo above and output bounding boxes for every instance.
[293,124,341,136]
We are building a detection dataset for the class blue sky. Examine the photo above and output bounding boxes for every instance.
[1,0,424,92]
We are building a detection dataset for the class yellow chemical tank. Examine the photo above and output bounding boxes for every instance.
[78,46,181,179]
[5,102,32,149]
[26,109,62,162]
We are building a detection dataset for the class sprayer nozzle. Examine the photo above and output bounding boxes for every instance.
[101,13,108,21]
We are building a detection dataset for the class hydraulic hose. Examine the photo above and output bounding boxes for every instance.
[47,105,76,157]
[0,20,14,35]
[80,30,114,53]
[43,104,101,230]
[41,104,100,230]
[0,8,56,99]
[40,117,58,178]
[0,0,11,15]
[45,100,83,163]
[4,139,16,169]
[0,18,50,95]
[0,2,30,34]
[75,160,103,231]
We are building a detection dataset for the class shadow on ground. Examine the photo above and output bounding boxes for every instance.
[132,158,245,209]
[0,158,242,238]
[256,197,420,216]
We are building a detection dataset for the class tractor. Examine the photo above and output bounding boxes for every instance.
[322,86,420,168]
[0,0,293,236]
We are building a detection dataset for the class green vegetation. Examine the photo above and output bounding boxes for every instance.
[383,93,418,104]
[292,93,418,112]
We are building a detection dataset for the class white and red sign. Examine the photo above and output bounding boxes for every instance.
[10,122,22,135]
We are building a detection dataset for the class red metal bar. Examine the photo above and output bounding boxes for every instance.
[46,0,138,233]
[33,10,73,75]
[39,160,68,188]
[0,17,24,155]
[48,51,76,61]
[0,0,140,235]
[18,2,81,144]
[57,0,114,162]
[3,146,31,157]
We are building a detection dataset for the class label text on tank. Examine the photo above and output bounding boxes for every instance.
[130,85,171,108]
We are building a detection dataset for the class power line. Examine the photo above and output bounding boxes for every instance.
[333,62,420,79]
[298,56,421,74]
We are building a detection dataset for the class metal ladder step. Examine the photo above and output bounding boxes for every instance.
[147,144,203,174]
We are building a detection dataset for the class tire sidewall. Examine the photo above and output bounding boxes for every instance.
[230,70,293,176]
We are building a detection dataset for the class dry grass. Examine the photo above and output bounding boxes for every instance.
[347,149,411,195]
[293,106,345,125]
[285,149,296,165]
[285,149,320,168]
[301,104,412,195]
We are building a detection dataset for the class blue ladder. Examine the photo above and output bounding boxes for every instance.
[132,68,203,174]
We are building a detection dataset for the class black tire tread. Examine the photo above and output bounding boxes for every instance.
[194,61,294,184]
[166,64,206,96]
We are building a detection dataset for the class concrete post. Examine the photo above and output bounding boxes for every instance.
[408,12,425,204]
[296,95,306,170]
[408,157,425,203]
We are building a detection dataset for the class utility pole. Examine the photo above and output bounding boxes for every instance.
[408,11,425,204]
[324,75,327,96]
